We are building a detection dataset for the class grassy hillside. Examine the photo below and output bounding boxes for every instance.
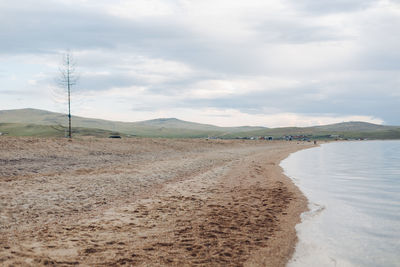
[0,123,225,138]
[136,118,265,132]
[313,121,397,131]
[224,122,400,140]
[0,122,221,138]
[1,108,399,139]
[0,108,264,137]
[0,123,118,138]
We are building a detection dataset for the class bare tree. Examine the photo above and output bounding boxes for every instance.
[58,51,78,139]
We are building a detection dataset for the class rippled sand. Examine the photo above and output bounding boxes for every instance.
[0,137,312,266]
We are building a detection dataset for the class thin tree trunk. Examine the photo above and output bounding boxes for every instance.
[68,57,71,139]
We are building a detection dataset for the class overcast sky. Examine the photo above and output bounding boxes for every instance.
[1,0,399,127]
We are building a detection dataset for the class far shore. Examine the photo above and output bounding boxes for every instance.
[0,137,314,266]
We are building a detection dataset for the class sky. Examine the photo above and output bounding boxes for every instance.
[1,0,399,127]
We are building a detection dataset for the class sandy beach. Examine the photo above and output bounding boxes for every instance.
[0,137,313,266]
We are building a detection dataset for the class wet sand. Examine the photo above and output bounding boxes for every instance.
[0,137,313,266]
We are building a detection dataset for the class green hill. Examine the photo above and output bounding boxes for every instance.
[0,108,260,138]
[136,118,265,132]
[224,122,400,140]
[313,121,397,132]
[0,123,117,138]
[0,108,399,139]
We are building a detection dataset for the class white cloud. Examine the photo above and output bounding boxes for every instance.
[106,0,175,18]
[28,79,37,85]
[86,86,147,98]
[185,76,300,99]
[1,0,399,126]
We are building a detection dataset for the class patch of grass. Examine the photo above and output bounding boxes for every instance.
[0,123,120,138]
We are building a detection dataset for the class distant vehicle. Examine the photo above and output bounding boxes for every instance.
[109,135,121,139]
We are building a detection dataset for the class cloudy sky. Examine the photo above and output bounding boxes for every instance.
[1,0,399,127]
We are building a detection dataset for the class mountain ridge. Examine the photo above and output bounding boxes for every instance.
[1,108,399,139]
[0,108,266,133]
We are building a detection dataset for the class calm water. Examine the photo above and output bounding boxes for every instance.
[281,141,400,267]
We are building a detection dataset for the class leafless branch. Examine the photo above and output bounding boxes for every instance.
[57,50,79,139]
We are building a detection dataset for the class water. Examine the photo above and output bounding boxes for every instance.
[281,141,400,267]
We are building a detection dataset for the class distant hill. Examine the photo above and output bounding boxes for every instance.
[0,108,399,139]
[0,122,117,138]
[313,121,396,132]
[0,108,265,138]
[136,117,265,132]
[224,122,400,140]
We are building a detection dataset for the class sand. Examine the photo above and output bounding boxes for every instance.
[0,137,313,266]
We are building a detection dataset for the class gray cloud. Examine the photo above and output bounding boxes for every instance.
[254,19,348,44]
[286,0,376,14]
[1,0,399,126]
[0,1,189,54]
[174,74,400,125]
[0,0,348,75]
[77,73,143,92]
[0,89,35,95]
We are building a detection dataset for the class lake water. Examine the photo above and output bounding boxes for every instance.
[281,141,400,267]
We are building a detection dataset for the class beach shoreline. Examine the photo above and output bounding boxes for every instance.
[0,137,313,266]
